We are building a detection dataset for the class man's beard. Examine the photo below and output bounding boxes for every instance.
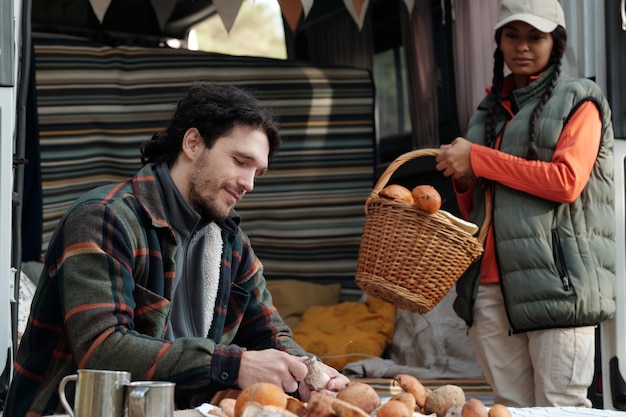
[188,183,230,222]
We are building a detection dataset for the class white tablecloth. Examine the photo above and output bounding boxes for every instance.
[197,403,626,417]
[508,407,626,416]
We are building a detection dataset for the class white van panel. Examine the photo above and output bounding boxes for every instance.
[602,139,626,411]
[0,0,22,388]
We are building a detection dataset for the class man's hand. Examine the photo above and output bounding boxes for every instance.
[297,361,349,401]
[238,349,308,394]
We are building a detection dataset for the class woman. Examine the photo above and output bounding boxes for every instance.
[435,0,615,407]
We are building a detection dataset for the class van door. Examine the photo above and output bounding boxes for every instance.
[601,0,626,411]
[0,0,26,409]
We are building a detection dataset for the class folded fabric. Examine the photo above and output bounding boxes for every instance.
[293,297,395,370]
[266,279,341,329]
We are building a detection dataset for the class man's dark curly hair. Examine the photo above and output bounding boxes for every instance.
[140,82,281,166]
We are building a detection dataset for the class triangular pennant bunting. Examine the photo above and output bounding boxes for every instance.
[149,0,178,30]
[343,0,369,30]
[301,0,314,17]
[353,0,365,16]
[278,0,303,33]
[89,0,113,23]
[212,0,245,33]
[403,0,415,17]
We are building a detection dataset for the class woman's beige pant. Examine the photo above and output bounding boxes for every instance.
[470,283,595,407]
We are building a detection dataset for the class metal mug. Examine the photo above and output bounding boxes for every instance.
[125,381,175,417]
[58,369,131,417]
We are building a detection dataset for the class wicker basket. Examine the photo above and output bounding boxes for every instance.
[355,148,486,314]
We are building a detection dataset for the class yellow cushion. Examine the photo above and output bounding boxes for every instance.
[293,297,396,370]
[266,279,341,328]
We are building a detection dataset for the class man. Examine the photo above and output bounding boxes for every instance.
[5,82,348,416]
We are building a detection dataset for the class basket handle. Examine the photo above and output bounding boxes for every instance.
[368,148,441,203]
[368,147,492,244]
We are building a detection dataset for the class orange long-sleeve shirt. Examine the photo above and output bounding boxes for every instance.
[455,78,603,285]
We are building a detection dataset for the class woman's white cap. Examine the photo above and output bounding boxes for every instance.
[494,0,566,32]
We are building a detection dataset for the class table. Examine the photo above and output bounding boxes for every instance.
[53,411,202,417]
[53,406,626,417]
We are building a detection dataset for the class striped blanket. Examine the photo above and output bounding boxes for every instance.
[31,33,375,288]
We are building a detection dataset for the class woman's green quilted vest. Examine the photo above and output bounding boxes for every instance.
[454,66,616,333]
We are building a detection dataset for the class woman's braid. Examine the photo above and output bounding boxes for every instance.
[485,40,505,149]
[526,27,567,160]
